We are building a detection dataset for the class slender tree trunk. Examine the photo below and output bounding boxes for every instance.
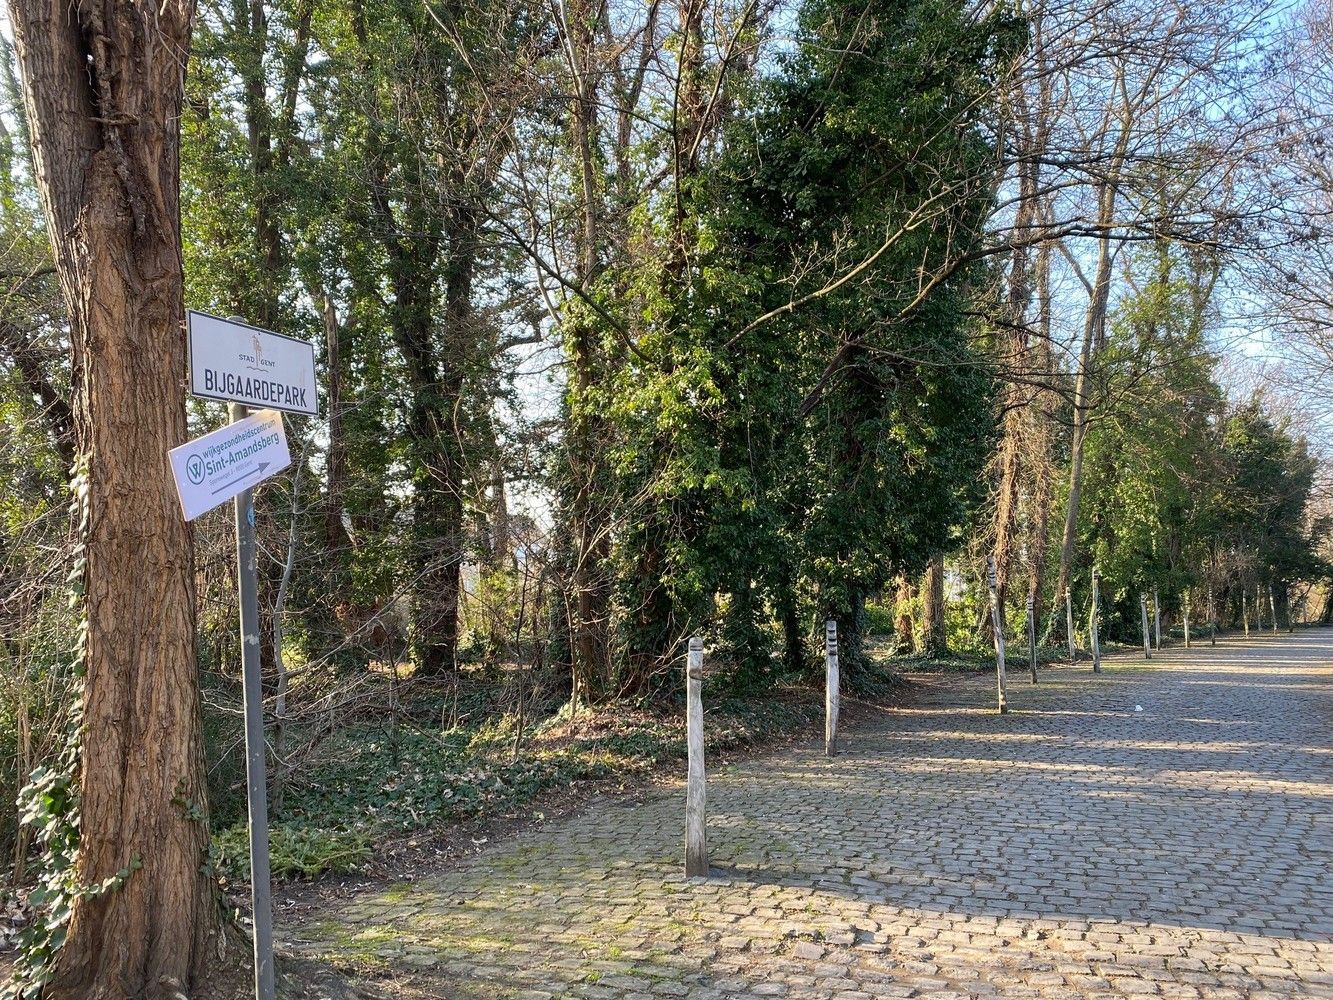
[10,0,224,993]
[778,574,804,675]
[319,292,355,555]
[1055,179,1116,605]
[1028,229,1056,633]
[1054,53,1137,607]
[991,155,1040,627]
[993,12,1053,637]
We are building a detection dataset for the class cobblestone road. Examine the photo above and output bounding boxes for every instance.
[285,631,1333,999]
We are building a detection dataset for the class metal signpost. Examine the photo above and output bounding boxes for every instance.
[175,312,317,1000]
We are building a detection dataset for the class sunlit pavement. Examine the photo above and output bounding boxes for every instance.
[285,629,1333,999]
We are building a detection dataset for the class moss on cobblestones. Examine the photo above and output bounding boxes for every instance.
[287,638,1333,998]
[218,692,820,883]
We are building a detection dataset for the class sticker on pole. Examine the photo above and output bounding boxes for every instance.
[170,409,291,521]
[188,310,318,415]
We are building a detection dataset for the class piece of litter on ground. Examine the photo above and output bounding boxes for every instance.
[1135,705,1144,712]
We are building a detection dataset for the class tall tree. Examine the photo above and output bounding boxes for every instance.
[8,0,222,995]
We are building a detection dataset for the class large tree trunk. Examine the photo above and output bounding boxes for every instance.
[921,553,948,658]
[10,0,223,994]
[893,576,916,654]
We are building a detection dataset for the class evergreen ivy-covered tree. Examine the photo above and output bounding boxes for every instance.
[604,0,1013,690]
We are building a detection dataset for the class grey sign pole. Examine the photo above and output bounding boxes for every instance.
[230,395,276,996]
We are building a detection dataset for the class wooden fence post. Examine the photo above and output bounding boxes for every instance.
[1184,592,1191,648]
[1209,583,1216,646]
[1065,586,1076,663]
[986,556,1008,713]
[1153,586,1162,649]
[1140,593,1152,659]
[1090,567,1102,674]
[685,637,708,878]
[1255,584,1263,631]
[825,620,839,756]
[1027,591,1038,684]
[1269,584,1278,634]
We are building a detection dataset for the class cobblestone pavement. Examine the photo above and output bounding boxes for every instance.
[284,631,1333,999]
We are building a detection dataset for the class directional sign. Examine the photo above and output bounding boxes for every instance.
[169,408,291,521]
[188,310,317,415]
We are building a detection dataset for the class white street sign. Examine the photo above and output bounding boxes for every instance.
[169,409,291,521]
[188,310,317,415]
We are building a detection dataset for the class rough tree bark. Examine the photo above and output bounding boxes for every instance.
[893,576,916,654]
[9,0,224,994]
[562,0,614,697]
[920,553,948,658]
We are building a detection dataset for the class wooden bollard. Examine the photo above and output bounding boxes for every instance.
[1090,567,1102,673]
[825,620,839,756]
[1184,593,1191,648]
[986,556,1008,713]
[1065,587,1076,664]
[1026,591,1038,684]
[1153,586,1162,649]
[1140,594,1152,659]
[685,637,708,878]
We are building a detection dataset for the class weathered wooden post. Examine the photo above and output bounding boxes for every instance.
[1065,586,1076,663]
[824,620,839,756]
[1183,592,1191,648]
[1153,586,1162,649]
[1254,584,1263,631]
[986,556,1009,713]
[1027,591,1038,684]
[1268,584,1278,634]
[1243,591,1250,637]
[1208,583,1216,646]
[685,637,708,878]
[1090,567,1102,674]
[1140,593,1152,659]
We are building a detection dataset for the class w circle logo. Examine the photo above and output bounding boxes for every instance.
[186,455,205,485]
